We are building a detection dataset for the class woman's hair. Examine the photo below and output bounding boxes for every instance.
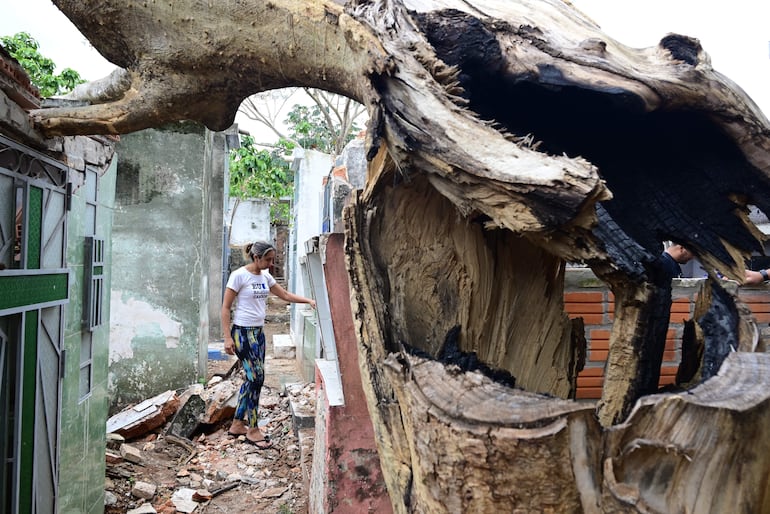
[245,240,275,261]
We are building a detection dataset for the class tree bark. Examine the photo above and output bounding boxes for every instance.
[30,0,770,512]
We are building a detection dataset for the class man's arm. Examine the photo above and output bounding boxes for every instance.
[744,269,770,285]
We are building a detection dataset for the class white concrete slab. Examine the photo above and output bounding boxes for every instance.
[273,334,296,359]
[316,359,344,407]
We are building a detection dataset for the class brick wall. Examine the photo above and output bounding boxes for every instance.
[566,269,770,399]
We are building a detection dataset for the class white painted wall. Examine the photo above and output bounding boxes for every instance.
[227,198,271,247]
[288,148,333,339]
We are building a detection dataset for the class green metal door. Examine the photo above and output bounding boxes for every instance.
[0,136,69,514]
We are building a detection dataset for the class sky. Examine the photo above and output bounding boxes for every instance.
[571,0,770,118]
[2,0,769,133]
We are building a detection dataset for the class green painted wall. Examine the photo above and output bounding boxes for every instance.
[109,122,225,412]
[58,158,117,514]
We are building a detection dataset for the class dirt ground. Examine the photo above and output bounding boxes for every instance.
[105,296,312,514]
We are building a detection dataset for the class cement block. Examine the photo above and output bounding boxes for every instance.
[290,398,315,435]
[272,334,295,359]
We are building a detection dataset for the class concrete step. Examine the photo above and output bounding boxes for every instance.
[272,334,295,359]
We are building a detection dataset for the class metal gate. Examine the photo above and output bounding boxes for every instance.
[0,135,68,514]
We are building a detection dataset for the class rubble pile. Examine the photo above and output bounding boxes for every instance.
[104,361,315,513]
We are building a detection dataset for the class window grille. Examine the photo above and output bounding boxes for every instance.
[83,236,104,331]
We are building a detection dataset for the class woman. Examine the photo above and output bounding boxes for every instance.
[221,240,316,446]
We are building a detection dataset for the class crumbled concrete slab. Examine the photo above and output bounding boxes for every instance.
[166,394,205,439]
[106,390,180,440]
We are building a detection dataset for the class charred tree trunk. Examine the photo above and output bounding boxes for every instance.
[30,0,770,512]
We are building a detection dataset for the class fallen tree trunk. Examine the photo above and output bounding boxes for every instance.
[31,0,770,511]
[363,349,770,513]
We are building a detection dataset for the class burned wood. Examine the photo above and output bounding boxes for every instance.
[698,281,740,379]
[404,325,517,388]
[209,482,240,498]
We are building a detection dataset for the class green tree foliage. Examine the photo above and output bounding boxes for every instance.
[285,101,361,155]
[229,135,293,222]
[285,104,336,152]
[1,32,85,97]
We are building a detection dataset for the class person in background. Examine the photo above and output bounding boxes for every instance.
[660,243,694,279]
[638,242,695,396]
[221,240,316,446]
[743,268,770,285]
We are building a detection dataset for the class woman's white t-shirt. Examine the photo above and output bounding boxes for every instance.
[226,266,277,326]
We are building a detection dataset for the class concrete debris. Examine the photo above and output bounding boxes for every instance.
[105,327,317,513]
[120,444,143,464]
[166,394,206,439]
[105,450,122,464]
[200,380,239,425]
[132,481,157,500]
[126,503,157,514]
[106,432,125,450]
[104,490,118,506]
[170,488,198,513]
[106,390,180,440]
[192,489,212,502]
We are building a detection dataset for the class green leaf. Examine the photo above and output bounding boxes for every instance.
[1,32,86,97]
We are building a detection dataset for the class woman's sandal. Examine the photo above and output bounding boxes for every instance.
[253,440,273,450]
[245,427,271,448]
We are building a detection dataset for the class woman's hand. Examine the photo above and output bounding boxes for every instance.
[224,338,235,355]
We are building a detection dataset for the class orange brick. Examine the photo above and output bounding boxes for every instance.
[662,351,677,362]
[565,302,604,314]
[576,387,602,400]
[578,367,604,377]
[747,303,770,313]
[660,366,679,376]
[589,329,611,340]
[573,314,604,325]
[577,376,604,388]
[589,349,609,362]
[564,291,604,303]
[589,339,610,351]
[658,375,676,386]
[670,303,691,314]
[739,293,770,304]
[752,312,770,323]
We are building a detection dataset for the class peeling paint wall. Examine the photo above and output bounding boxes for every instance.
[109,122,226,412]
